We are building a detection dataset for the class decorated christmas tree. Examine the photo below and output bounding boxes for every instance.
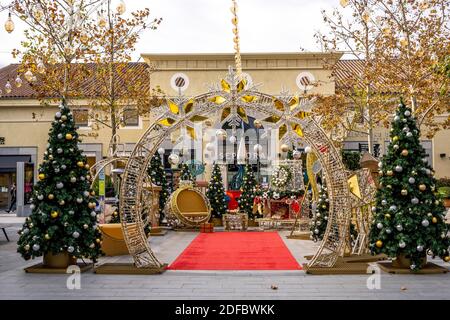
[17,101,102,263]
[238,163,258,218]
[310,185,329,242]
[180,163,195,184]
[369,101,450,270]
[206,164,227,218]
[148,153,169,223]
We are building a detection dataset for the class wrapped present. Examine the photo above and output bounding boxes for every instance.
[200,222,214,233]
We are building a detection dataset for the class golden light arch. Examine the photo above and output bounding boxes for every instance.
[119,71,352,270]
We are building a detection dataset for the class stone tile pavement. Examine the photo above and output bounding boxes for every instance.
[1,222,449,300]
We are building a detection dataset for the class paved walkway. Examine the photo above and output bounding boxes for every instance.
[0,224,449,300]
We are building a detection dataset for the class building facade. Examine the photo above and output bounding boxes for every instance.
[0,52,449,213]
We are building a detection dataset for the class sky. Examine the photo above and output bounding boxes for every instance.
[0,0,338,66]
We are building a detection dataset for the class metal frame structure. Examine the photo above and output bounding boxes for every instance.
[119,70,351,269]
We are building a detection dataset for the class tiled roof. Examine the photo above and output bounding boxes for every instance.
[0,59,377,99]
[0,62,150,100]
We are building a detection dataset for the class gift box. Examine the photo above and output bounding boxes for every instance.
[200,223,214,233]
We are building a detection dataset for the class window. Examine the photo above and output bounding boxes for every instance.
[122,107,139,127]
[73,109,89,127]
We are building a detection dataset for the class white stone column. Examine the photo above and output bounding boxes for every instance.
[16,162,26,217]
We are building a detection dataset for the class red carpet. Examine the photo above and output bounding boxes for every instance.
[167,232,302,270]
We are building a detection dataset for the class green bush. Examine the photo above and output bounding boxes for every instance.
[341,151,361,171]
[438,187,450,199]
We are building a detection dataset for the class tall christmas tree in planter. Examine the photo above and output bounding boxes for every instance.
[238,163,258,219]
[370,101,450,270]
[148,153,169,223]
[310,185,329,242]
[206,164,227,220]
[17,101,102,268]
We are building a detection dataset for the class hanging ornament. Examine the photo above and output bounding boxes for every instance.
[15,75,22,88]
[59,200,65,206]
[76,197,83,204]
[168,153,180,165]
[406,132,413,138]
[389,205,397,212]
[5,80,12,93]
[432,217,438,224]
[32,244,40,251]
[56,182,64,189]
[386,170,393,176]
[65,133,73,140]
[50,211,59,218]
[72,231,80,239]
[411,197,419,204]
[37,61,46,74]
[401,189,408,196]
[4,12,14,33]
[376,223,383,229]
[401,149,409,156]
[419,184,426,191]
[77,161,84,168]
[91,211,97,218]
[48,194,54,200]
[385,228,392,234]
[394,115,400,122]
[381,199,387,206]
[216,129,227,140]
[408,177,415,184]
[254,144,263,153]
[392,136,399,142]
[399,241,406,248]
[375,240,383,248]
[292,150,301,159]
[421,219,429,227]
[404,110,411,117]
[393,144,399,150]
[37,194,44,201]
[384,213,391,219]
[67,246,74,253]
[116,0,126,15]
[395,165,403,172]
[417,245,424,252]
[38,173,45,180]
[88,202,96,209]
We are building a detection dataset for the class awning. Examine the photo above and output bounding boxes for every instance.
[0,155,32,172]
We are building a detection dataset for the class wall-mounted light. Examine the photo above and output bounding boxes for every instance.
[440,153,446,158]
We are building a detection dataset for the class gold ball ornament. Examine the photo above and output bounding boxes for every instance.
[77,161,84,168]
[444,256,450,262]
[95,238,101,244]
[401,189,408,196]
[91,191,96,196]
[432,217,438,224]
[44,234,51,240]
[48,194,55,200]
[387,170,393,176]
[392,136,399,142]
[401,149,409,156]
[88,202,96,209]
[38,173,45,180]
[84,164,90,170]
[376,240,383,248]
[50,211,59,218]
[419,184,426,191]
[65,133,73,140]
[61,115,67,121]
[385,213,391,219]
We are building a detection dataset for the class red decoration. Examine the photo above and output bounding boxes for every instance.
[291,200,300,214]
[226,190,241,210]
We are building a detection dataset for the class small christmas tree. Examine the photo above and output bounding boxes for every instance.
[370,101,450,270]
[238,163,258,218]
[17,100,102,263]
[310,185,329,242]
[148,153,169,223]
[206,164,227,218]
[179,163,195,184]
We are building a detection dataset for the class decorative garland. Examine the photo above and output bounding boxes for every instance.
[271,165,292,189]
